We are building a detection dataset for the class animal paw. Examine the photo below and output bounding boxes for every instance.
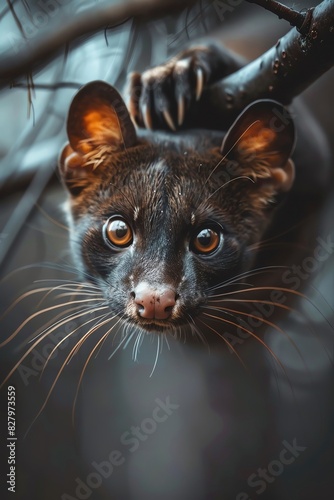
[126,45,229,131]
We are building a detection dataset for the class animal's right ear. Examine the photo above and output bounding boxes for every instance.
[59,81,137,195]
[221,100,295,194]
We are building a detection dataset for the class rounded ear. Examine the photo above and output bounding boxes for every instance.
[67,80,137,154]
[221,100,295,192]
[59,81,137,195]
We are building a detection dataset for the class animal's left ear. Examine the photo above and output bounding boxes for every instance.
[59,81,137,195]
[221,100,295,192]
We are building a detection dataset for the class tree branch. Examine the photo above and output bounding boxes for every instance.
[186,0,334,129]
[2,0,334,130]
[245,0,307,31]
[0,0,198,88]
[6,0,25,38]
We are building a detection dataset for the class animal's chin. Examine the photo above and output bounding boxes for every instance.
[126,317,182,333]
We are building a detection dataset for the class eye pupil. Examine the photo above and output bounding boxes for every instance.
[115,222,127,238]
[197,229,212,247]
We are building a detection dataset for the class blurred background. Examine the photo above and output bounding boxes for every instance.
[0,1,333,499]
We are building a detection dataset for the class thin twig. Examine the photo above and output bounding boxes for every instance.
[6,0,26,38]
[11,82,82,91]
[246,0,306,30]
[0,0,197,87]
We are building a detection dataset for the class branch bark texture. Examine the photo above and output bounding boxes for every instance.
[192,0,334,128]
[1,0,333,126]
[246,0,307,30]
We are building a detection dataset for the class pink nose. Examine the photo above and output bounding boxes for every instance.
[133,283,177,320]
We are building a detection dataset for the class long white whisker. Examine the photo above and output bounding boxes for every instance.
[149,335,161,378]
[71,317,125,425]
[41,310,113,376]
[24,312,118,437]
[187,313,208,348]
[204,175,255,205]
[197,316,247,366]
[0,304,110,389]
[33,278,102,290]
[69,312,121,362]
[164,335,171,351]
[206,265,289,293]
[92,312,124,359]
[132,329,143,362]
[1,297,107,348]
[122,325,138,352]
[28,303,108,343]
[205,120,260,185]
[108,317,132,360]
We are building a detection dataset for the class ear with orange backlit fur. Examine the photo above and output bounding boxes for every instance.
[221,100,295,193]
[59,81,137,195]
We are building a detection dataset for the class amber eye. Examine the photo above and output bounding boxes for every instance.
[104,217,133,248]
[191,227,221,255]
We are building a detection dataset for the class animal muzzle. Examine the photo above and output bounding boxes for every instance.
[132,282,178,320]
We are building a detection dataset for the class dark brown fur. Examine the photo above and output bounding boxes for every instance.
[59,81,299,335]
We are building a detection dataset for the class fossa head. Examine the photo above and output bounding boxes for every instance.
[59,81,295,333]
